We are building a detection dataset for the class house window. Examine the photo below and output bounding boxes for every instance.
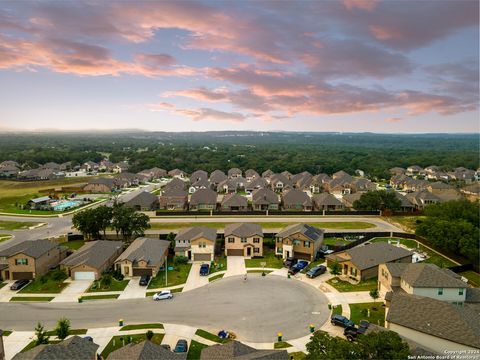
[304,241,310,248]
[276,238,282,243]
[254,248,260,253]
[241,237,247,243]
[253,238,260,243]
[277,248,283,254]
[228,237,235,243]
[438,288,443,295]
[459,288,464,296]
[15,258,28,265]
[293,240,301,246]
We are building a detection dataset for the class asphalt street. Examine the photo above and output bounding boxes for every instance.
[0,275,330,342]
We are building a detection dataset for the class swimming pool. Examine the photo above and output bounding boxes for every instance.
[53,201,81,211]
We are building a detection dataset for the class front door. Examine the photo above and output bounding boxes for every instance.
[286,250,290,258]
[343,264,348,275]
[247,247,251,256]
[188,251,192,260]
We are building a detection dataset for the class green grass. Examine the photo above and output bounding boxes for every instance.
[87,278,129,292]
[146,287,183,297]
[45,329,87,336]
[331,304,343,316]
[148,260,192,289]
[2,330,12,336]
[101,333,164,358]
[149,221,376,230]
[323,237,350,246]
[60,239,85,250]
[187,340,209,360]
[10,296,54,302]
[0,220,43,230]
[80,294,119,301]
[195,329,229,343]
[0,234,12,242]
[246,270,273,274]
[289,351,307,360]
[370,237,418,249]
[459,270,480,287]
[274,341,292,349]
[120,323,164,331]
[349,302,385,327]
[326,277,378,292]
[245,248,283,268]
[19,270,68,293]
[209,273,224,282]
[210,255,227,274]
[385,216,426,232]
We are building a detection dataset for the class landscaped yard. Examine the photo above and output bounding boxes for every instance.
[209,273,224,282]
[101,333,164,358]
[195,329,228,343]
[326,277,378,292]
[149,221,376,230]
[80,294,119,301]
[19,270,68,293]
[120,323,164,331]
[10,296,54,302]
[245,248,283,268]
[274,341,291,349]
[187,340,209,360]
[0,221,43,230]
[459,270,480,287]
[60,239,85,250]
[210,255,227,274]
[87,278,129,292]
[331,304,342,316]
[323,237,350,246]
[349,302,385,326]
[148,260,192,289]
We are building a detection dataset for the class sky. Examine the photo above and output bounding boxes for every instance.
[0,0,478,133]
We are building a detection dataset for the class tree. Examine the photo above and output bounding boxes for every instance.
[55,318,71,340]
[34,322,49,346]
[146,330,154,340]
[111,203,150,241]
[95,206,113,239]
[369,289,379,304]
[167,232,176,250]
[329,260,342,275]
[353,190,401,211]
[306,331,360,360]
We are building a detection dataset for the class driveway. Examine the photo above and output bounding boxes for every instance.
[51,280,92,303]
[118,277,146,299]
[224,256,246,278]
[182,263,209,292]
[0,275,330,342]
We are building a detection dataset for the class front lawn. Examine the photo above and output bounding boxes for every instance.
[349,302,385,327]
[323,237,350,246]
[195,329,228,343]
[245,248,283,268]
[209,273,224,282]
[61,239,85,250]
[87,278,129,292]
[19,270,68,293]
[274,341,291,349]
[80,294,119,301]
[2,331,12,336]
[210,255,227,274]
[187,340,209,360]
[101,333,164,358]
[148,260,192,289]
[120,323,164,331]
[326,277,378,292]
[331,304,342,316]
[45,329,87,336]
[10,296,54,302]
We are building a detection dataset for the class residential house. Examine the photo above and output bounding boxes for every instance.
[461,183,480,201]
[190,170,208,184]
[189,188,217,211]
[217,178,245,193]
[281,170,293,179]
[291,171,312,188]
[112,161,129,173]
[0,240,66,281]
[389,167,406,176]
[99,159,114,172]
[251,188,279,211]
[174,227,217,262]
[115,238,169,277]
[378,262,468,303]
[351,178,376,192]
[159,188,188,210]
[0,160,19,168]
[164,177,187,191]
[115,172,142,186]
[312,193,344,211]
[406,165,423,177]
[245,169,260,181]
[168,169,187,179]
[326,242,413,281]
[281,189,312,211]
[224,223,263,257]
[450,168,476,184]
[305,174,330,193]
[189,178,210,194]
[0,164,19,178]
[121,190,159,211]
[275,223,324,261]
[245,177,267,193]
[82,161,98,172]
[220,193,248,211]
[137,167,167,180]
[325,176,353,195]
[12,336,99,360]
[209,170,227,188]
[394,192,415,212]
[341,192,362,208]
[269,173,291,192]
[83,178,118,193]
[228,168,243,178]
[385,292,480,354]
[27,196,52,210]
[60,240,123,280]
[332,170,353,181]
[200,340,288,360]
[18,168,56,181]
[426,182,462,202]
[261,169,274,179]
[406,190,442,210]
[108,340,186,360]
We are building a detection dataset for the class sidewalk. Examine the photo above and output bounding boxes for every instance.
[3,331,35,360]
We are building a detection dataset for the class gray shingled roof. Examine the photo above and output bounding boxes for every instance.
[225,223,263,238]
[13,336,99,360]
[228,168,243,177]
[190,188,217,205]
[161,187,188,198]
[312,193,343,207]
[252,188,279,205]
[164,177,187,191]
[282,189,312,206]
[209,170,227,184]
[61,240,122,269]
[175,227,217,242]
[340,242,412,270]
[115,238,169,267]
[122,191,158,208]
[386,293,480,348]
[276,223,324,242]
[401,263,467,288]
[200,340,288,360]
[108,340,186,360]
[0,240,58,259]
[221,193,248,207]
[384,262,409,277]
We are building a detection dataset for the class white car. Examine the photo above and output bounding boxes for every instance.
[153,290,173,300]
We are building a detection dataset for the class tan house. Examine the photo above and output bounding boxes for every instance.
[114,238,169,277]
[159,188,188,210]
[60,241,123,280]
[224,223,263,257]
[0,240,67,280]
[275,223,324,261]
[174,227,217,262]
[326,242,413,281]
[83,178,118,193]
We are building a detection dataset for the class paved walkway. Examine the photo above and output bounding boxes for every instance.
[224,256,246,278]
[3,331,35,360]
[118,277,146,299]
[51,280,92,303]
[182,263,209,292]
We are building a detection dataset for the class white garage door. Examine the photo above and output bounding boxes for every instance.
[74,271,95,280]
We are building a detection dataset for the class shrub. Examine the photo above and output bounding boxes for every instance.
[51,269,67,281]
[146,330,154,340]
[174,256,188,265]
[39,276,48,284]
[101,274,112,287]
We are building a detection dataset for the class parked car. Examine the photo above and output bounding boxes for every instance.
[199,264,210,276]
[283,257,298,268]
[306,265,327,278]
[139,275,151,286]
[10,279,29,290]
[174,339,188,353]
[153,290,173,300]
[288,260,309,275]
[344,321,370,341]
[331,315,355,328]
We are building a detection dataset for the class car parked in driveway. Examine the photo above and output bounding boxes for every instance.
[331,314,355,328]
[344,320,370,341]
[10,279,29,290]
[139,275,151,286]
[283,257,298,268]
[306,265,326,278]
[288,260,309,275]
[199,263,210,276]
[153,290,173,300]
[174,339,188,353]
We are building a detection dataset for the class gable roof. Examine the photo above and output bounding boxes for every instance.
[228,168,243,177]
[115,238,169,267]
[221,193,248,207]
[13,336,99,360]
[200,340,288,360]
[61,240,122,269]
[190,188,217,205]
[225,223,263,238]
[175,227,217,242]
[0,240,59,259]
[252,188,279,205]
[108,340,186,360]
[312,193,343,207]
[282,189,312,206]
[122,191,158,207]
[210,170,228,183]
[276,223,324,242]
[190,170,208,182]
[400,263,467,288]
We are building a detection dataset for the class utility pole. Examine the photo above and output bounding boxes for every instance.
[165,256,168,287]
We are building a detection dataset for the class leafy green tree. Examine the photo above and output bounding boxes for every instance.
[146,330,154,340]
[55,318,71,340]
[34,322,49,346]
[167,232,176,250]
[353,190,401,211]
[306,331,359,360]
[111,203,150,241]
[96,206,113,239]
[329,260,342,275]
[369,289,379,303]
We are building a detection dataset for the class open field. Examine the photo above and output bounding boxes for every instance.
[384,216,425,232]
[149,221,376,230]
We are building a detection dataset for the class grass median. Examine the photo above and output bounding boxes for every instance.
[120,323,164,331]
[10,296,54,302]
[0,221,43,230]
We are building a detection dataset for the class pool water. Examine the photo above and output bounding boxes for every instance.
[53,201,81,211]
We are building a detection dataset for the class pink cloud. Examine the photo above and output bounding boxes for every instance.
[149,102,246,123]
[384,117,402,123]
[342,0,379,11]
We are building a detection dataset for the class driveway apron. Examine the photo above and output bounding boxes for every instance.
[224,256,246,278]
[182,263,209,292]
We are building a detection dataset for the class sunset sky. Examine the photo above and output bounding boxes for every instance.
[0,0,478,133]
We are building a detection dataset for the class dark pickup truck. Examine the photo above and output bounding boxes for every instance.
[344,320,370,341]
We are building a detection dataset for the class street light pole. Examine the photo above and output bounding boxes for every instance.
[165,256,168,287]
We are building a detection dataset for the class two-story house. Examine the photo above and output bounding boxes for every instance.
[174,227,217,262]
[224,223,263,257]
[275,223,324,261]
